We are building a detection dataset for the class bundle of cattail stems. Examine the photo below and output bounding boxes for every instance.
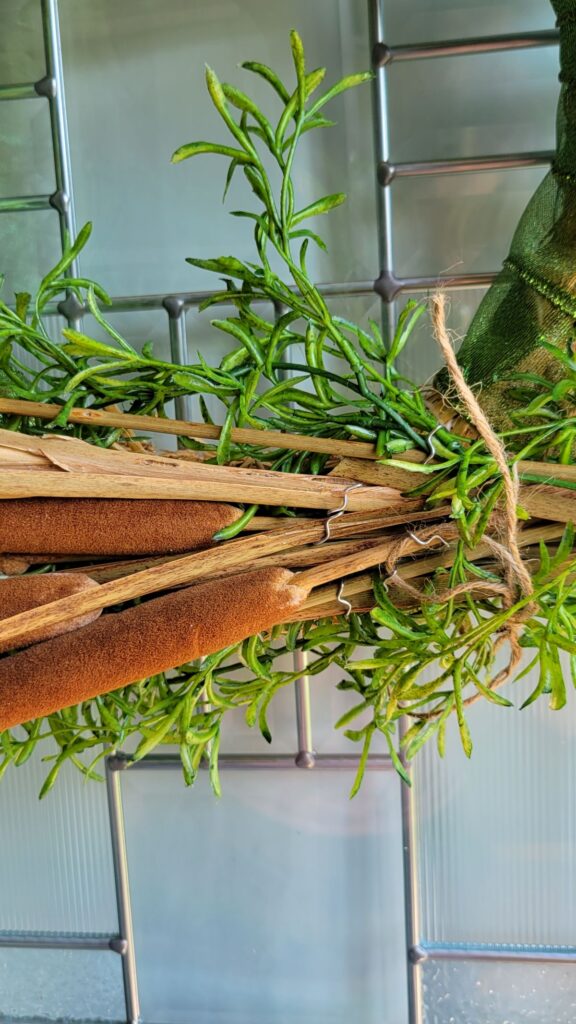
[0,390,571,732]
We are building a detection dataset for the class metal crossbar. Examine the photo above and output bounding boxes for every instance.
[110,753,394,772]
[0,194,54,211]
[0,932,122,951]
[374,28,559,64]
[378,150,554,184]
[36,270,493,320]
[0,82,39,100]
[412,943,576,965]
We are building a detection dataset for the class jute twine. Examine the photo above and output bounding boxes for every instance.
[384,294,536,702]
[431,293,534,607]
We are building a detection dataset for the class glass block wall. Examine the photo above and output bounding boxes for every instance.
[1,2,572,1023]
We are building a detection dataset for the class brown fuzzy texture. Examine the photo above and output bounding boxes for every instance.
[0,567,306,730]
[0,574,101,651]
[0,498,240,556]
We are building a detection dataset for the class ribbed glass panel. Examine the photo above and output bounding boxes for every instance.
[421,959,576,1024]
[0,752,118,935]
[0,948,124,1022]
[414,678,576,946]
[122,769,406,1024]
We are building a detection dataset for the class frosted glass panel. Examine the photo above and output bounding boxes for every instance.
[0,948,124,1022]
[388,49,558,162]
[0,100,55,196]
[59,0,377,296]
[422,959,576,1024]
[1,0,45,84]
[0,211,61,299]
[122,769,406,1024]
[414,680,576,947]
[386,0,556,44]
[0,752,117,934]
[393,167,548,278]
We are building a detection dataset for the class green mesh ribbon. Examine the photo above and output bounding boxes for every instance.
[443,0,576,426]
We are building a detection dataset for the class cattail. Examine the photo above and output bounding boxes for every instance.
[0,497,240,557]
[0,567,307,730]
[0,574,101,651]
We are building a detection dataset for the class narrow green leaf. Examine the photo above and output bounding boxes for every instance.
[179,742,197,786]
[216,398,238,465]
[290,29,306,110]
[38,222,93,292]
[349,724,375,799]
[552,522,575,569]
[205,64,230,116]
[308,71,373,116]
[335,701,369,730]
[453,662,472,757]
[204,65,258,158]
[521,644,555,709]
[381,727,411,785]
[288,228,327,251]
[304,67,326,98]
[241,61,290,102]
[548,644,567,710]
[39,759,63,800]
[213,503,258,541]
[211,317,265,367]
[258,691,274,744]
[291,192,346,227]
[283,115,335,150]
[171,141,254,164]
[221,84,275,147]
[222,158,240,200]
[388,300,427,363]
[186,255,256,282]
[471,674,514,707]
[85,287,138,355]
[61,329,133,361]
[436,697,455,758]
[15,292,31,321]
[404,721,439,760]
[133,705,183,761]
[209,730,222,797]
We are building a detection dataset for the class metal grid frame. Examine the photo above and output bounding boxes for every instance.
[0,3,568,1023]
[367,9,575,1024]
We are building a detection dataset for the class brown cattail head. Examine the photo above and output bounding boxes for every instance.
[0,574,101,651]
[0,567,307,731]
[0,498,240,557]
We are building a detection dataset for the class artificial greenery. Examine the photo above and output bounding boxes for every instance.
[1,32,576,797]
